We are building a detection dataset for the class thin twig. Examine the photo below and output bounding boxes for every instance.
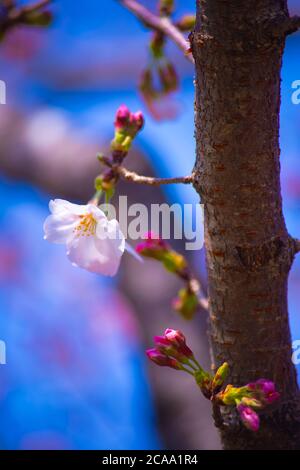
[8,0,50,20]
[0,0,51,33]
[188,277,209,311]
[117,166,194,185]
[17,0,50,14]
[118,0,194,63]
[178,270,209,312]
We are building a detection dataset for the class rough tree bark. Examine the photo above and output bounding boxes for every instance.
[191,0,300,449]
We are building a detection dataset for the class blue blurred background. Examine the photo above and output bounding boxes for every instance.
[0,0,300,450]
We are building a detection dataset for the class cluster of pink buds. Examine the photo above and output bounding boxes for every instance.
[95,105,145,200]
[146,329,198,373]
[147,328,280,433]
[146,328,228,398]
[111,105,144,153]
[238,379,280,431]
[216,378,280,432]
[247,379,280,406]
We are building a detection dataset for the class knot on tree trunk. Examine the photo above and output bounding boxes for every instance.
[235,234,295,273]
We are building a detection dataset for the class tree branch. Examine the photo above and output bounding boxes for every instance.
[118,0,194,63]
[284,15,300,36]
[0,0,51,34]
[117,166,194,186]
[9,0,51,21]
[293,238,300,254]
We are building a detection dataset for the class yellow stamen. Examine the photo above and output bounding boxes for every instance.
[74,213,97,237]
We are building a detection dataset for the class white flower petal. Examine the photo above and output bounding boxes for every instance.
[44,199,126,276]
[67,230,124,276]
[86,204,107,221]
[43,212,78,244]
[49,199,89,216]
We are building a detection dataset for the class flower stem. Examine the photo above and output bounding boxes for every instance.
[89,189,103,205]
[180,365,195,376]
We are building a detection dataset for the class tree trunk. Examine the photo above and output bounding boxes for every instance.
[191,0,300,449]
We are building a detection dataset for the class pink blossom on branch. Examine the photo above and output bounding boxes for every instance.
[247,379,281,405]
[148,328,280,433]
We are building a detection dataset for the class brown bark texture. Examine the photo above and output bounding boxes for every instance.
[191,0,300,449]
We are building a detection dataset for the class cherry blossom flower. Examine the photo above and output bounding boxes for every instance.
[43,199,125,276]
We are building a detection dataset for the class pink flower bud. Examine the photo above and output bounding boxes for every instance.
[136,232,168,256]
[148,328,195,371]
[146,348,181,369]
[136,232,187,275]
[112,105,145,153]
[237,404,260,432]
[247,379,280,405]
[164,328,193,357]
[154,335,170,347]
[153,335,183,361]
[153,333,190,362]
[132,111,144,131]
[256,379,277,395]
[114,105,130,130]
[164,328,185,345]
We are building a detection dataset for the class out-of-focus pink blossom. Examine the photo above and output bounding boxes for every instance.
[114,105,144,135]
[136,232,168,255]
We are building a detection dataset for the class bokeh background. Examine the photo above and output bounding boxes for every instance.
[0,0,300,450]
